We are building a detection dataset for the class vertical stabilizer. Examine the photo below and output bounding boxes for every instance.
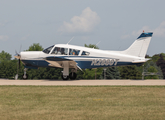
[122,32,153,58]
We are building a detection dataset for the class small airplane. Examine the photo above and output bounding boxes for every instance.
[14,32,153,80]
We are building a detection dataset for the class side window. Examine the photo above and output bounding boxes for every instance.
[51,47,68,55]
[81,51,90,56]
[61,48,68,55]
[69,49,80,56]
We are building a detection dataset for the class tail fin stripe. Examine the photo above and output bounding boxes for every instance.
[137,32,153,39]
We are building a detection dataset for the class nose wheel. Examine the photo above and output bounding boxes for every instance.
[22,74,28,80]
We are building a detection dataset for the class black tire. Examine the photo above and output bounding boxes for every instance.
[22,74,28,80]
[61,75,69,80]
[69,72,77,80]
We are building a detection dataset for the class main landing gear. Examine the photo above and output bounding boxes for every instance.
[61,69,77,80]
[69,72,77,80]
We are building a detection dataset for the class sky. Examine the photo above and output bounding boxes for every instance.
[0,0,165,58]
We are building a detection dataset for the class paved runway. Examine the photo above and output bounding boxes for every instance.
[0,79,165,86]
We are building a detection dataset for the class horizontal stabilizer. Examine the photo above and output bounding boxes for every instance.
[132,58,150,63]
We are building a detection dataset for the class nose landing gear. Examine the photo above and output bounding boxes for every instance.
[22,68,28,80]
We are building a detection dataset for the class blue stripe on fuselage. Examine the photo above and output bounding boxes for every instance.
[21,58,143,69]
[76,61,137,69]
[21,60,50,68]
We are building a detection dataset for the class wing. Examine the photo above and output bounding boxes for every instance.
[45,56,78,69]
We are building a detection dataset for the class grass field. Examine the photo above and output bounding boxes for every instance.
[0,86,165,120]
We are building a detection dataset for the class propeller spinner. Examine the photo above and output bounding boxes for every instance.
[14,50,21,59]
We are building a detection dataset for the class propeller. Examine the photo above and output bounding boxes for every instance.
[14,51,21,79]
[18,58,21,69]
[14,45,22,79]
[14,50,21,59]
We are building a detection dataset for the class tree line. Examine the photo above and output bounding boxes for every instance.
[0,43,164,80]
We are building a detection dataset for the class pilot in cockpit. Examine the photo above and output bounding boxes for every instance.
[54,47,61,55]
[69,49,72,55]
[61,48,65,55]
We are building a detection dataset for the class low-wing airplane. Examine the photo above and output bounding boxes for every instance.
[14,32,153,80]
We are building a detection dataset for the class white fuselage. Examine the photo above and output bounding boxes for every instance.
[20,44,146,69]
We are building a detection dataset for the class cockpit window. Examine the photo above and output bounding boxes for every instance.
[43,45,54,54]
[51,47,68,55]
[81,51,90,56]
[69,49,80,56]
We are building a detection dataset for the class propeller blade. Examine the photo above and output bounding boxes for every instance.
[15,50,18,55]
[19,59,21,69]
[19,45,22,53]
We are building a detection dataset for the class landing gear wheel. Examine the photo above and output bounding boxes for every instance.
[61,75,69,80]
[69,72,77,80]
[22,74,28,80]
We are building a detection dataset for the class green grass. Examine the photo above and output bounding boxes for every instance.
[0,86,165,120]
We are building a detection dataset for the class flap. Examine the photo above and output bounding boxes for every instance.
[46,60,62,68]
[45,56,78,69]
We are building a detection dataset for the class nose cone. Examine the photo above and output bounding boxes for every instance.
[20,51,41,59]
[14,55,21,59]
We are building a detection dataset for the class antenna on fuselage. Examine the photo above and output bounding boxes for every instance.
[67,36,74,45]
[93,41,101,49]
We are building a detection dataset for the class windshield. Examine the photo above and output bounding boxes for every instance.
[43,45,54,54]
